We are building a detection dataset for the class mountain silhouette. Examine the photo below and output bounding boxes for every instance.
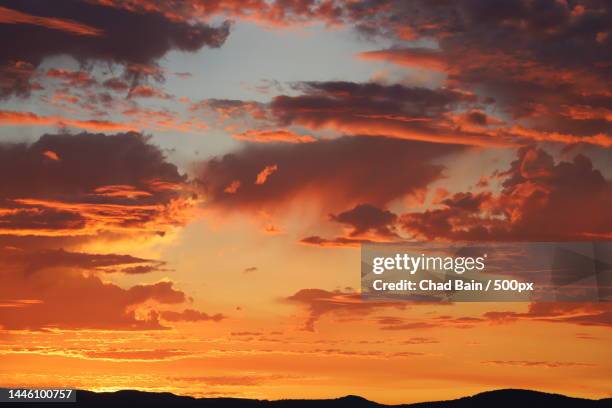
[13,389,610,407]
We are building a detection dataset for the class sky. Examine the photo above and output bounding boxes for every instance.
[0,0,611,404]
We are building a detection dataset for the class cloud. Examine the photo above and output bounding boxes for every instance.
[46,68,97,87]
[269,81,505,146]
[0,5,103,36]
[0,61,41,98]
[401,146,612,241]
[223,180,241,194]
[0,110,136,132]
[358,47,447,71]
[0,346,203,361]
[85,0,350,28]
[0,131,192,240]
[42,150,60,161]
[0,267,186,330]
[128,84,172,99]
[169,374,294,386]
[286,288,405,331]
[0,0,230,98]
[190,98,267,121]
[482,360,595,368]
[299,204,399,247]
[483,303,612,328]
[0,245,225,331]
[0,123,221,331]
[375,314,486,331]
[102,77,130,91]
[233,129,316,144]
[267,79,610,147]
[230,331,264,336]
[350,1,612,144]
[79,348,197,361]
[0,247,167,275]
[120,106,209,133]
[330,204,397,238]
[255,164,278,185]
[403,337,439,344]
[160,309,226,322]
[77,0,612,151]
[195,135,461,213]
[298,235,373,248]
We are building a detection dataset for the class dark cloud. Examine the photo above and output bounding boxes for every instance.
[299,235,374,248]
[269,81,500,146]
[0,130,223,331]
[0,0,230,97]
[195,135,461,212]
[299,203,399,247]
[0,247,167,275]
[0,60,40,98]
[0,131,191,240]
[330,203,398,237]
[350,0,612,143]
[401,146,612,241]
[286,288,405,331]
[86,0,350,27]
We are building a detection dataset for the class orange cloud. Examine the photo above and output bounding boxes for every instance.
[482,360,595,368]
[0,5,103,36]
[0,268,185,331]
[0,245,225,331]
[42,150,60,161]
[93,185,153,199]
[122,107,208,133]
[190,98,267,121]
[233,129,316,144]
[358,47,447,71]
[502,126,612,148]
[128,85,172,99]
[224,180,241,194]
[255,164,278,185]
[0,110,136,132]
[562,105,612,121]
[299,236,373,248]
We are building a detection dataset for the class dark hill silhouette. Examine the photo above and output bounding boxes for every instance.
[10,389,611,407]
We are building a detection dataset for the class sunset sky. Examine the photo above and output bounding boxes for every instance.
[0,0,611,404]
